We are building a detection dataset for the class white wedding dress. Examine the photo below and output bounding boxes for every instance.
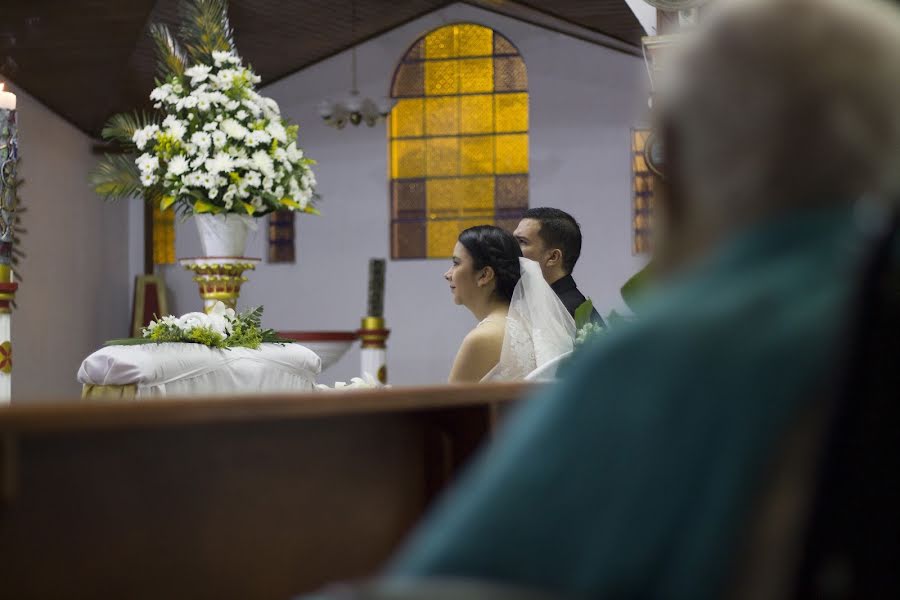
[482,258,576,382]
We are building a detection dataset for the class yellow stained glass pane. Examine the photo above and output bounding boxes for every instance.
[633,153,648,173]
[391,139,425,179]
[427,178,462,215]
[460,94,493,134]
[458,24,492,56]
[461,177,494,215]
[425,25,454,59]
[152,205,175,265]
[494,93,528,132]
[425,59,459,96]
[427,219,465,258]
[391,98,424,138]
[459,58,493,94]
[632,130,648,152]
[425,97,458,135]
[426,137,459,177]
[495,134,528,174]
[460,136,494,175]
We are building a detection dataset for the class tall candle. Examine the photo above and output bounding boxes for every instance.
[0,84,16,111]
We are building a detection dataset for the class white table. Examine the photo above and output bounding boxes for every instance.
[78,342,322,399]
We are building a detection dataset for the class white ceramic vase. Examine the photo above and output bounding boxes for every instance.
[194,213,257,257]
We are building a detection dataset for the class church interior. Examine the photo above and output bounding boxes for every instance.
[0,0,898,598]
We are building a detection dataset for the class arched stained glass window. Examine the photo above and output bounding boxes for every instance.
[389,23,529,259]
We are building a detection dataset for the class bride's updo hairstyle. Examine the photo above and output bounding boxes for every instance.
[458,225,522,302]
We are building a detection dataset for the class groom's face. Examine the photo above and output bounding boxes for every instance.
[514,218,551,274]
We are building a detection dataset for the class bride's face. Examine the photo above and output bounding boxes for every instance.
[444,242,480,306]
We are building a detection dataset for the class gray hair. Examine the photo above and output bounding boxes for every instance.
[657,0,900,231]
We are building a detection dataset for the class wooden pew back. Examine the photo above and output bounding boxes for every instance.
[0,384,530,600]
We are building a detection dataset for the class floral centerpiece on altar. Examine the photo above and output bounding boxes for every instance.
[90,0,318,257]
[107,301,290,349]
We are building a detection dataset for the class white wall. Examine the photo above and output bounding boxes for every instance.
[11,83,130,400]
[141,2,649,386]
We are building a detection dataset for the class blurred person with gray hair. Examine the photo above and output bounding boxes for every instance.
[322,1,900,599]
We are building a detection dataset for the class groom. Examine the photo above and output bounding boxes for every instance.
[514,207,603,325]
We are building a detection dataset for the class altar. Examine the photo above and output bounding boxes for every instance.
[78,342,322,398]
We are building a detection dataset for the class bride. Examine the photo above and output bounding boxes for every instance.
[444,225,576,382]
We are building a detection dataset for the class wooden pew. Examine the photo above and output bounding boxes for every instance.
[0,383,531,600]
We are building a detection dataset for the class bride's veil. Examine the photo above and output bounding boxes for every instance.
[485,258,576,381]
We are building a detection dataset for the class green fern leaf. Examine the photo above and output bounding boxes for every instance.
[100,111,160,146]
[179,0,236,64]
[90,154,144,200]
[149,23,188,81]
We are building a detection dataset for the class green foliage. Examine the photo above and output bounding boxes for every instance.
[621,263,652,312]
[573,298,594,331]
[186,326,227,348]
[90,154,144,200]
[179,0,236,65]
[225,318,263,349]
[100,110,159,147]
[149,23,188,81]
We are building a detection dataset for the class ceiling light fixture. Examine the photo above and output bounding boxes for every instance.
[318,0,395,129]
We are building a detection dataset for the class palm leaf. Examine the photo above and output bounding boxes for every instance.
[100,111,160,146]
[90,154,143,200]
[179,0,236,65]
[149,23,188,81]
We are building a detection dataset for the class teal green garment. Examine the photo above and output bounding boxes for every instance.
[388,206,870,599]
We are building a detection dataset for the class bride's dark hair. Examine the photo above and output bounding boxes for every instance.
[458,225,523,302]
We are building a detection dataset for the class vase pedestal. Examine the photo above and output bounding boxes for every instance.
[179,257,260,313]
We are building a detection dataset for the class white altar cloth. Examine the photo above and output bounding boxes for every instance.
[78,342,322,398]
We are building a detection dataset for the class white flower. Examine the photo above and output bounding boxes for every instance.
[244,171,261,187]
[285,142,303,162]
[205,152,234,174]
[203,121,218,132]
[162,115,186,140]
[265,120,287,143]
[221,119,247,140]
[244,99,263,117]
[191,131,212,149]
[150,84,172,102]
[211,130,227,148]
[136,153,159,173]
[316,373,386,391]
[263,97,280,115]
[140,172,157,187]
[167,155,189,177]
[185,64,212,85]
[212,50,235,67]
[262,177,274,192]
[226,101,241,111]
[178,95,199,110]
[251,151,275,178]
[196,97,211,111]
[235,109,248,121]
[247,129,271,147]
[132,125,159,151]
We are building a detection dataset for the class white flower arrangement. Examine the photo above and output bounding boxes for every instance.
[90,0,319,220]
[133,50,317,217]
[106,301,289,350]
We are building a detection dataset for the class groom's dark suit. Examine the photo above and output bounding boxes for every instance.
[551,274,604,326]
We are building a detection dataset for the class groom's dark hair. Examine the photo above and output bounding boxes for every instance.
[522,207,582,275]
